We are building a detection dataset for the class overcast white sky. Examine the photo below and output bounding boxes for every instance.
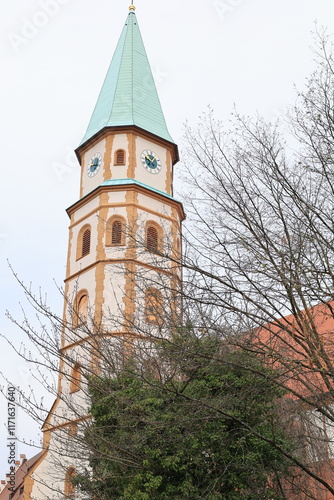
[1,0,334,479]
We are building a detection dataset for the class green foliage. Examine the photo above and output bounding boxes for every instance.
[75,333,292,499]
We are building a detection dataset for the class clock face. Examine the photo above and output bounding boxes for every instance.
[141,150,162,174]
[87,153,102,177]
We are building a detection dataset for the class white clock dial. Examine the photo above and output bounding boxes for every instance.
[87,152,102,177]
[141,150,162,174]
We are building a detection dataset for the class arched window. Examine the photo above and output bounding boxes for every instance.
[77,225,91,259]
[73,291,88,327]
[64,466,75,498]
[114,149,125,165]
[146,223,162,253]
[106,216,126,246]
[70,363,81,393]
[145,288,163,325]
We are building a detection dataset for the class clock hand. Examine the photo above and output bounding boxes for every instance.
[145,155,157,164]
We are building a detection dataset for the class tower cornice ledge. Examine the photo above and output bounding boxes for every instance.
[64,257,180,284]
[66,178,186,221]
[75,125,179,166]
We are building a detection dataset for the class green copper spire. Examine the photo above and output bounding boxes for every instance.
[80,7,174,146]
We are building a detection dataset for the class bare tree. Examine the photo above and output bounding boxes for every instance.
[0,245,332,499]
[1,267,295,500]
[181,29,334,499]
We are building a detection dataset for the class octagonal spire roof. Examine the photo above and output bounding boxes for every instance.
[80,8,174,146]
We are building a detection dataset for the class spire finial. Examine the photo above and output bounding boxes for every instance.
[129,4,136,11]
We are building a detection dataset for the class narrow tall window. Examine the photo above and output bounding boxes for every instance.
[145,288,163,325]
[64,467,75,498]
[77,225,91,260]
[78,295,88,322]
[112,220,122,245]
[115,149,125,165]
[82,228,91,256]
[73,292,88,328]
[146,225,159,253]
[70,364,81,393]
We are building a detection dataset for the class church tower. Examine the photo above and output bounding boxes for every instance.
[24,6,185,498]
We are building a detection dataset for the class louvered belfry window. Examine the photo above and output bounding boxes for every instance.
[82,228,91,256]
[147,226,158,252]
[112,220,122,245]
[115,149,125,165]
